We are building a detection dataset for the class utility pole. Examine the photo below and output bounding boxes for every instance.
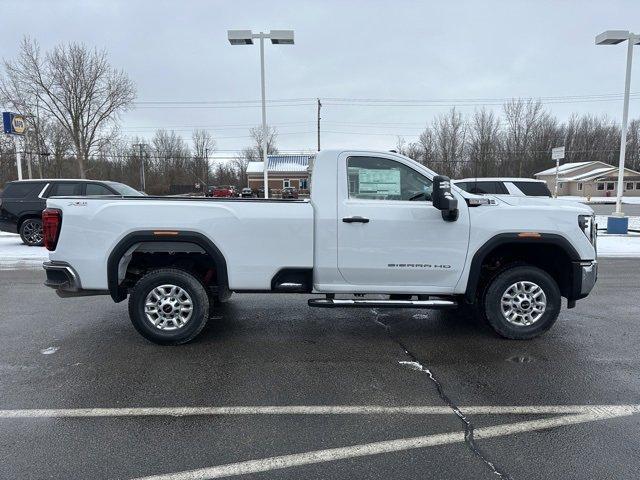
[204,147,209,195]
[317,98,322,151]
[133,143,147,192]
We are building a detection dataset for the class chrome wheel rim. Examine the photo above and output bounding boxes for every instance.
[500,281,547,327]
[23,220,43,245]
[144,284,193,330]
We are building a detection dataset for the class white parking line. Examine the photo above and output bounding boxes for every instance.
[129,407,635,480]
[1,404,639,418]
[2,404,637,479]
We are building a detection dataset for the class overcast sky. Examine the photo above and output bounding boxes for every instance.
[2,0,639,158]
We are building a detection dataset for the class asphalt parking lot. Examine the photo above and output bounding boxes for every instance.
[1,259,639,479]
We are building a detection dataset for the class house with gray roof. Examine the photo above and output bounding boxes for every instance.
[535,161,640,197]
[246,154,313,195]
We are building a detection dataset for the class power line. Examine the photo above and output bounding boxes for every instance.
[131,92,640,109]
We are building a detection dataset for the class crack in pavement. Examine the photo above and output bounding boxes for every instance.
[372,312,512,480]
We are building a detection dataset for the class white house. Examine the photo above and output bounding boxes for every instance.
[535,161,640,197]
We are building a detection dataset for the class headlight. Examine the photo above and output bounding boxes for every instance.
[578,214,597,248]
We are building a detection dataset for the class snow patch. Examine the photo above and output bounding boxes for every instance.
[0,233,48,269]
[560,196,640,205]
[597,233,640,258]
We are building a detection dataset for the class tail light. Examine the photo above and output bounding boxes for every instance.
[42,208,62,251]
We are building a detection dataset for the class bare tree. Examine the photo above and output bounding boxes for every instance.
[627,119,640,171]
[192,129,215,187]
[467,108,502,177]
[0,37,136,178]
[150,130,191,194]
[234,126,279,186]
[503,99,544,176]
[432,108,467,177]
[241,126,279,161]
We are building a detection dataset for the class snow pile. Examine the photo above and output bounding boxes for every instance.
[598,233,640,258]
[560,196,640,205]
[0,232,48,269]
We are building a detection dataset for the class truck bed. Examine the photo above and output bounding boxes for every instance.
[46,196,314,291]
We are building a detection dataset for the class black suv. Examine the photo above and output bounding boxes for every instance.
[0,179,143,246]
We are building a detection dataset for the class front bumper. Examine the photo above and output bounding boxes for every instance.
[579,260,598,296]
[43,261,108,298]
[569,259,598,306]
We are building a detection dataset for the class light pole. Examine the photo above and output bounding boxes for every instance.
[596,30,639,220]
[228,29,295,198]
[132,143,147,192]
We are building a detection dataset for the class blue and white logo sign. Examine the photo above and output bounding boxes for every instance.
[2,112,27,135]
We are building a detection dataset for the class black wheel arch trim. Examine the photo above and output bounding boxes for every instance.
[107,230,229,302]
[464,232,581,303]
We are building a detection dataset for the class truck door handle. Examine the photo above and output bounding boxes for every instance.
[342,216,369,224]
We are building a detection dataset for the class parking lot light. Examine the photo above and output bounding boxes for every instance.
[596,30,639,222]
[228,29,295,198]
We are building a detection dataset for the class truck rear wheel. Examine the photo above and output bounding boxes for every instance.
[482,265,560,340]
[128,268,209,345]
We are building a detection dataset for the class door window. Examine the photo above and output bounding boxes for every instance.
[512,181,552,197]
[2,182,46,198]
[86,183,115,195]
[47,182,83,196]
[347,156,432,201]
[283,179,290,188]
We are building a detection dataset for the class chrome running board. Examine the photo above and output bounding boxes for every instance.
[308,298,457,309]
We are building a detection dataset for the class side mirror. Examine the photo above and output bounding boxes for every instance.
[432,175,459,222]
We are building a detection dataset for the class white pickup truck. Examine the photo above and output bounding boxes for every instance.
[42,149,598,345]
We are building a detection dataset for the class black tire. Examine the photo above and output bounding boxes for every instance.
[128,268,209,345]
[19,218,44,246]
[482,265,561,340]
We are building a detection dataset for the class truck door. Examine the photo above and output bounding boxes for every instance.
[337,154,470,291]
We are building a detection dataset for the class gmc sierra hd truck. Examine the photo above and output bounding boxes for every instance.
[41,150,598,345]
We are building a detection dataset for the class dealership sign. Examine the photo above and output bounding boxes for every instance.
[2,112,27,135]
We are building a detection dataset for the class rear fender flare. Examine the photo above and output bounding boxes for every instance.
[106,231,228,302]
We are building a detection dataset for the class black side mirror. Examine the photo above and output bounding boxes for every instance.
[432,175,459,222]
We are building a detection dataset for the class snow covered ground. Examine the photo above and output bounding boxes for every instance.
[0,232,49,270]
[560,196,640,205]
[597,232,640,258]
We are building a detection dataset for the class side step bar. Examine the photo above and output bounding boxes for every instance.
[308,298,457,309]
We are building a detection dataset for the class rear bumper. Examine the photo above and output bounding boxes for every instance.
[43,261,108,298]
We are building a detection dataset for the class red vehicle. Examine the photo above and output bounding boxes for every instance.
[207,185,238,198]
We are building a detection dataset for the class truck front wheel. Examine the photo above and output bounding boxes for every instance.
[482,265,561,340]
[128,268,210,345]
